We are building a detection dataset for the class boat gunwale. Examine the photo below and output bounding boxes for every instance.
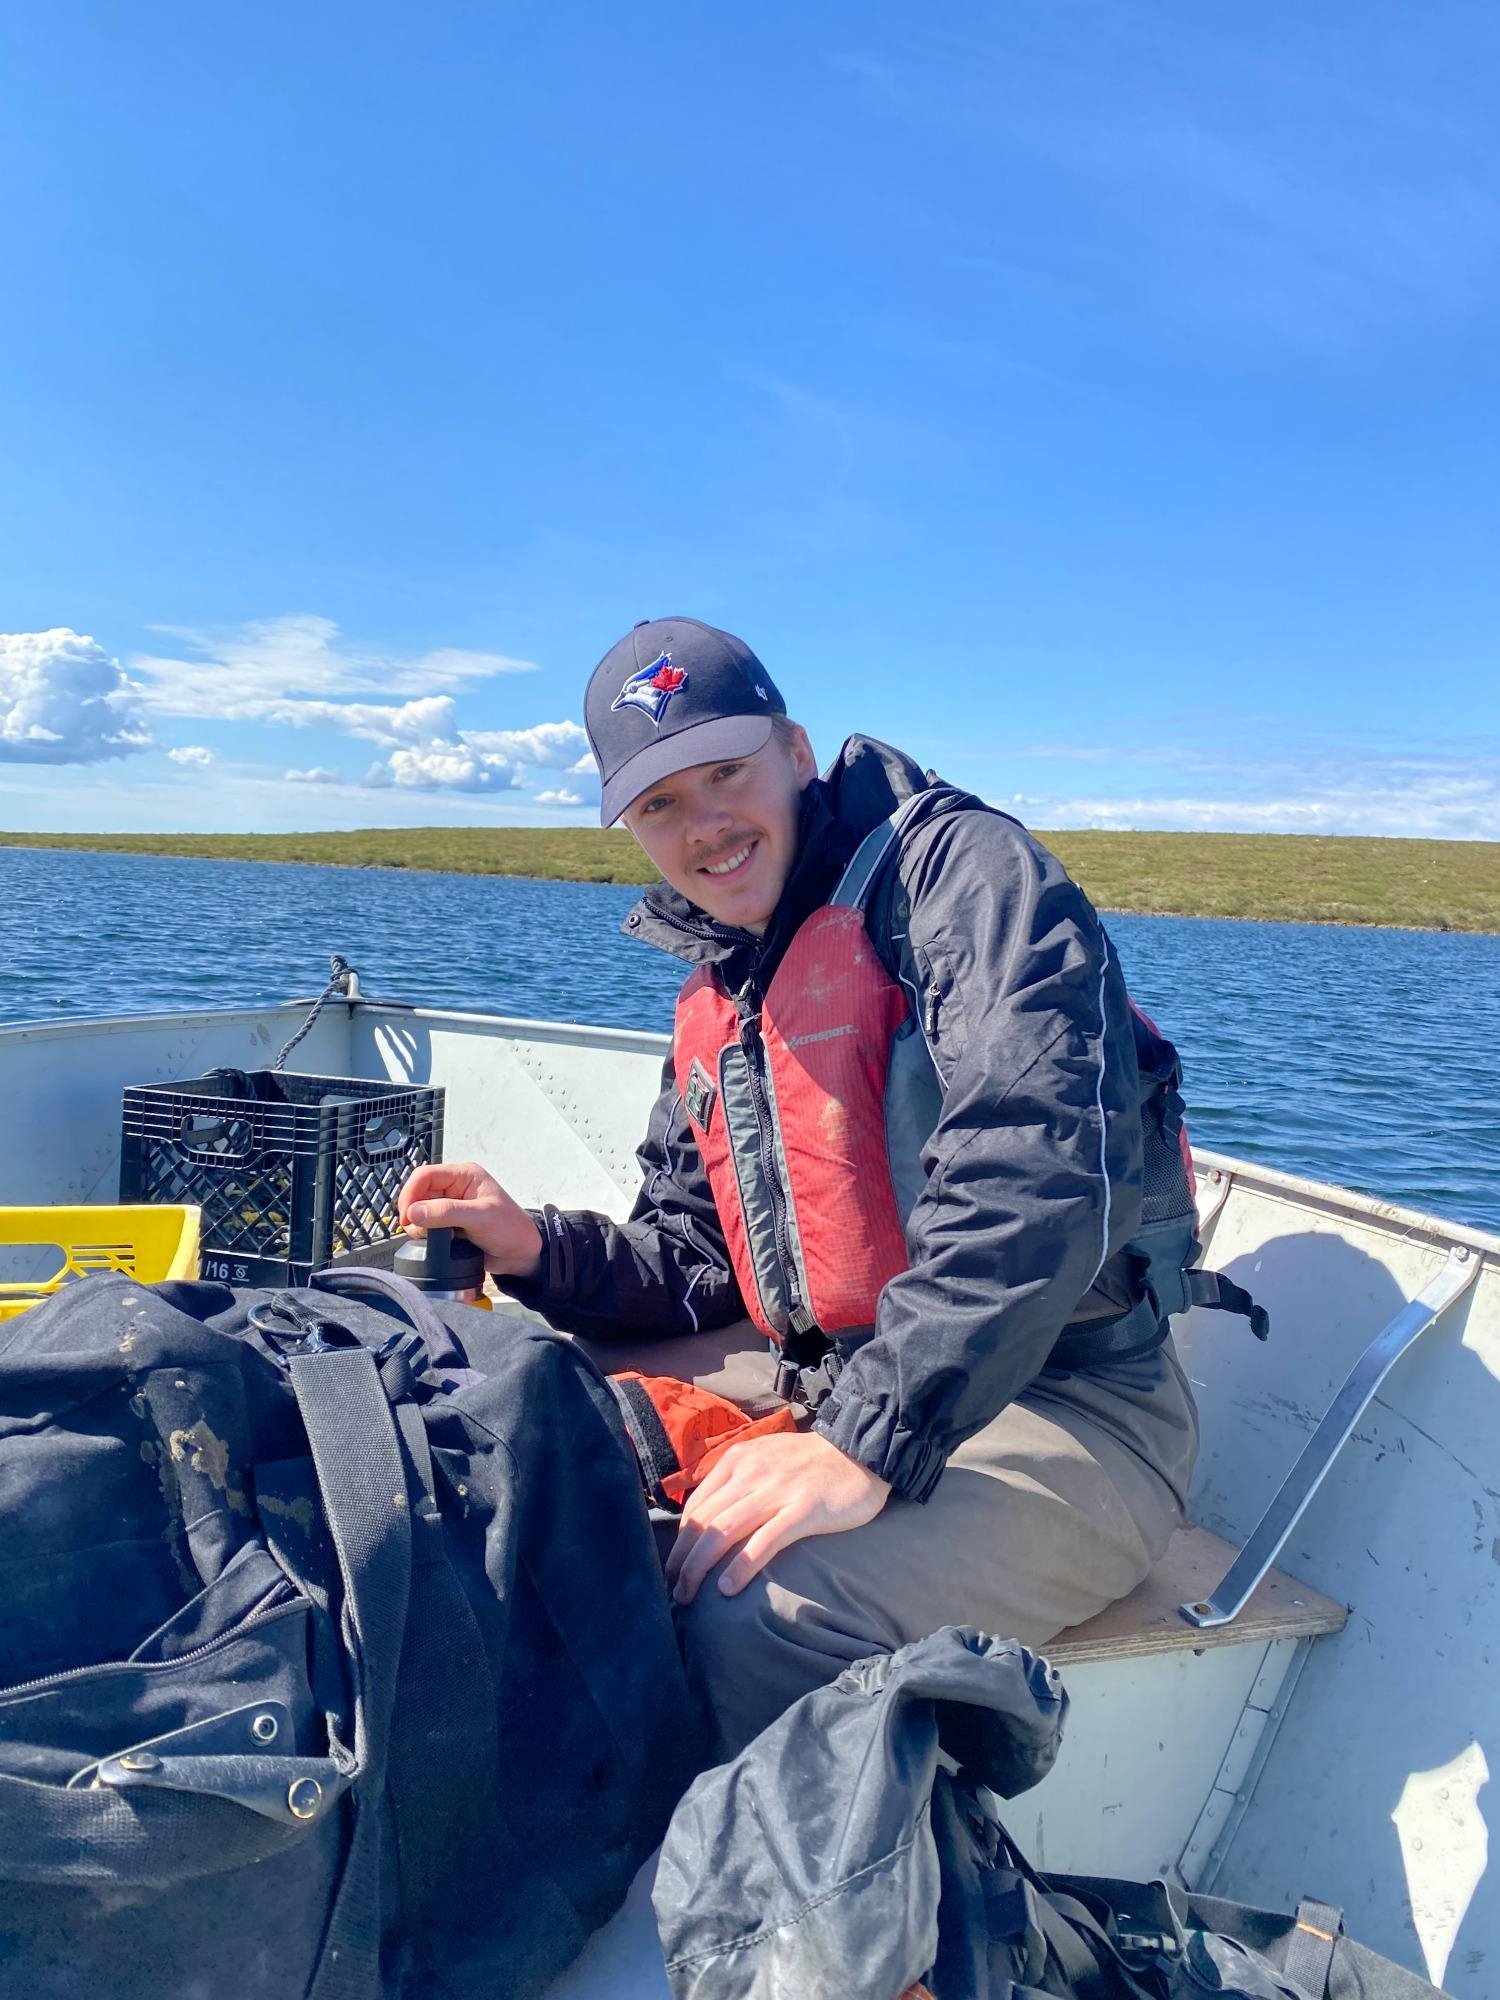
[1192,1144,1500,1260]
[0,998,322,1041]
[3,1000,1495,1258]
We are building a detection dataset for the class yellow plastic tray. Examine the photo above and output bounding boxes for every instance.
[0,1205,201,1320]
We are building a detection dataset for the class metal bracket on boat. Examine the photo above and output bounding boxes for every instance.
[1180,1245,1482,1630]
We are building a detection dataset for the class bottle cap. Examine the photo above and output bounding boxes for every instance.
[393,1227,485,1294]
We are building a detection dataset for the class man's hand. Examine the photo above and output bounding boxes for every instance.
[665,1431,891,1606]
[398,1161,543,1280]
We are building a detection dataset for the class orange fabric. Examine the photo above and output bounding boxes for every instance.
[616,1371,798,1507]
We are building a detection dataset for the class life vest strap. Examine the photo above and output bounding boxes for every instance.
[1048,1269,1270,1372]
[769,1271,1269,1406]
[771,1326,880,1410]
[772,1346,844,1410]
[828,793,934,913]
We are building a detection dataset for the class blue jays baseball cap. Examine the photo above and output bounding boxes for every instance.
[584,617,787,827]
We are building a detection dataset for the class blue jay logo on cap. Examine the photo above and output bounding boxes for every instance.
[612,653,688,727]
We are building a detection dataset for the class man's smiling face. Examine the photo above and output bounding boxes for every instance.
[622,724,818,934]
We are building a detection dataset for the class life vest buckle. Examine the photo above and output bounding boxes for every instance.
[772,1343,845,1411]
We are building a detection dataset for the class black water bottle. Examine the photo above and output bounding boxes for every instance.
[393,1226,491,1308]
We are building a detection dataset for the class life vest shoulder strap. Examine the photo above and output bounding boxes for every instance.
[827,792,937,913]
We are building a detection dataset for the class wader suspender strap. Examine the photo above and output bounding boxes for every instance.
[1283,1896,1344,1996]
[290,1347,413,2000]
[1185,1268,1272,1340]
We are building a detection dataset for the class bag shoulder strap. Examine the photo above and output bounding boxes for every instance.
[1283,1896,1343,1998]
[288,1345,413,2000]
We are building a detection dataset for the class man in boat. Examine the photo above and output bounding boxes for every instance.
[400,616,1201,1755]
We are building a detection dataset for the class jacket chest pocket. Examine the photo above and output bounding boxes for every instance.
[915,940,967,1082]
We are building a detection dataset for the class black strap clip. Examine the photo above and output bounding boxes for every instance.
[772,1342,845,1410]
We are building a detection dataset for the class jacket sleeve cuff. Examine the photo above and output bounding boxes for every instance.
[494,1204,575,1306]
[812,1394,948,1503]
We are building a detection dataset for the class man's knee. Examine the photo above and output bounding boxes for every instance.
[677,1566,780,1695]
[676,1568,787,1755]
[675,1548,891,1756]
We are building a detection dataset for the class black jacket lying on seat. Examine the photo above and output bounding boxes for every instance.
[652,1624,1446,2000]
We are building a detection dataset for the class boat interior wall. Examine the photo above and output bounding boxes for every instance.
[1178,1186,1499,1990]
[0,1002,353,1209]
[350,1007,668,1213]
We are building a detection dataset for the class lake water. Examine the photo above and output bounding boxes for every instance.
[4,844,1498,1233]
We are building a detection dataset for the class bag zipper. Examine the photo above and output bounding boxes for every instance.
[0,1597,307,1703]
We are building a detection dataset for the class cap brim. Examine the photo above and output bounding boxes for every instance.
[600,716,776,827]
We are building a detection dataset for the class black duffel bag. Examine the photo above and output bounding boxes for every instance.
[0,1267,707,1998]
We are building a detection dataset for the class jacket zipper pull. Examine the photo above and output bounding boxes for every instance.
[925,987,942,1039]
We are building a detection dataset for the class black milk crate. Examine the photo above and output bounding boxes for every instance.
[119,1070,445,1288]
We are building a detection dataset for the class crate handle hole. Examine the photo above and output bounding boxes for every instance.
[362,1116,409,1157]
[0,1242,69,1286]
[177,1113,253,1162]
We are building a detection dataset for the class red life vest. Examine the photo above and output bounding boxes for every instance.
[673,795,1260,1370]
[673,805,921,1346]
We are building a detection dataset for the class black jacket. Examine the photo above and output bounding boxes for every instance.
[505,737,1147,1502]
[653,1623,1438,2000]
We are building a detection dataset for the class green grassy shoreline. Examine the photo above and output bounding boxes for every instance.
[3,827,1497,934]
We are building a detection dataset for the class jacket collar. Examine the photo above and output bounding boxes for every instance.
[620,735,933,982]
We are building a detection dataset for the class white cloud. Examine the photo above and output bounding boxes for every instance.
[374,743,526,793]
[465,720,591,767]
[254,695,460,746]
[0,629,151,764]
[997,767,1500,840]
[358,730,596,794]
[570,752,597,776]
[133,614,535,719]
[125,613,596,799]
[13,611,596,806]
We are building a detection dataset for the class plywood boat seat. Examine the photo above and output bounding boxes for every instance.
[1045,1524,1348,1667]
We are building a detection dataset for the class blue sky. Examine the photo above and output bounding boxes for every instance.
[2,2,1498,837]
